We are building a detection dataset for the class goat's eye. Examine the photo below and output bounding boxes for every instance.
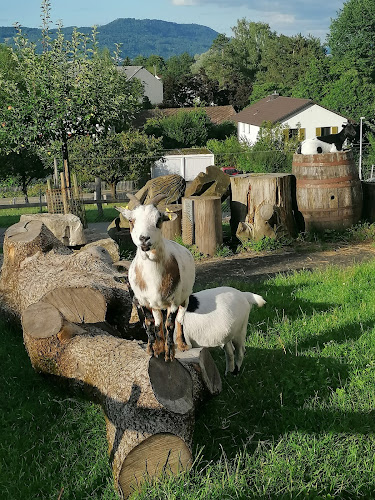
[156,216,163,228]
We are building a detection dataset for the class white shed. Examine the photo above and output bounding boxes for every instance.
[152,148,215,181]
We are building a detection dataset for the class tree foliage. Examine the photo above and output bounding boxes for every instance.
[69,131,163,197]
[0,1,142,161]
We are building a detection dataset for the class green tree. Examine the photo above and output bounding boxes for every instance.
[254,34,326,98]
[70,131,163,198]
[328,0,375,80]
[0,146,52,202]
[0,1,142,181]
[144,109,213,148]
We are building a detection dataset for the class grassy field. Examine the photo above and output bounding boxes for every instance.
[2,258,375,499]
[0,204,119,228]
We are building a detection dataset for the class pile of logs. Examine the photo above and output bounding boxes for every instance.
[0,219,221,498]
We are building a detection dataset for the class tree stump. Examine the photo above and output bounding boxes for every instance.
[0,220,221,498]
[230,173,297,242]
[182,196,223,255]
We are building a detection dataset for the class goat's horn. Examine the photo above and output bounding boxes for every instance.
[146,193,167,207]
[126,193,142,207]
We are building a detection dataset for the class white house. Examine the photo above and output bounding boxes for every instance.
[118,66,163,105]
[234,93,350,144]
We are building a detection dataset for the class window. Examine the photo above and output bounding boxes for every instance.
[316,126,338,137]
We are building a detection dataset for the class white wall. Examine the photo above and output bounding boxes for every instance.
[282,104,347,140]
[152,154,215,181]
[138,68,163,105]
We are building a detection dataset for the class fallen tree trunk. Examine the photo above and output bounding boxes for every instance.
[0,219,221,498]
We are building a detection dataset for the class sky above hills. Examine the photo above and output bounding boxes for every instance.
[1,0,345,43]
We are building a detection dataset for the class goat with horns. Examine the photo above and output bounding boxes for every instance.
[116,193,195,361]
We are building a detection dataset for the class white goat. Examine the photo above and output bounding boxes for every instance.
[180,287,266,375]
[116,193,195,361]
[297,122,357,154]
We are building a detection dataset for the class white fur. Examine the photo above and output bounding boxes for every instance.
[299,138,338,154]
[116,202,195,328]
[181,287,266,374]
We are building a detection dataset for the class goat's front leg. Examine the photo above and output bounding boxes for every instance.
[152,309,165,357]
[164,309,178,361]
[142,307,156,356]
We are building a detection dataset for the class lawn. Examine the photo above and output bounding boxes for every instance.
[2,259,375,499]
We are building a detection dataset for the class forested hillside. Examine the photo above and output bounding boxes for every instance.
[0,18,219,58]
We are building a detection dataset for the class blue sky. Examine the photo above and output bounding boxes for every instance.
[1,0,345,43]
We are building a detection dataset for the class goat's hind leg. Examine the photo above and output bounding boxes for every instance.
[175,302,189,352]
[142,307,156,356]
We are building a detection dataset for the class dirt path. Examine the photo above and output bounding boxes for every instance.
[195,242,375,287]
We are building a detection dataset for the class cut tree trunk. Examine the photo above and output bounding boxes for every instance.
[230,173,297,242]
[0,219,221,498]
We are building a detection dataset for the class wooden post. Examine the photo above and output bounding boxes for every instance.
[162,204,182,240]
[53,157,59,188]
[95,177,104,217]
[60,172,69,214]
[182,196,222,256]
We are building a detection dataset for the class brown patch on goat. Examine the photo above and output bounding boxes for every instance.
[175,320,189,352]
[160,255,180,299]
[134,264,147,291]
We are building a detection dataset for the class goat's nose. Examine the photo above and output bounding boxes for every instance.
[139,235,150,243]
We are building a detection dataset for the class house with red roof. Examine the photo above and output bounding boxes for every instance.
[233,93,350,144]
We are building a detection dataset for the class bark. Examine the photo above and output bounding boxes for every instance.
[0,219,221,498]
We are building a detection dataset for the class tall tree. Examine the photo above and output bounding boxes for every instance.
[328,0,375,80]
[0,0,142,182]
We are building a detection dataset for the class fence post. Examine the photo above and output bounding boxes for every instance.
[95,177,103,217]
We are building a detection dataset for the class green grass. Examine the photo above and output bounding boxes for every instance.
[3,260,375,498]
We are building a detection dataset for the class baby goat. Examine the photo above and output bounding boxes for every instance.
[180,287,266,375]
[116,193,195,361]
[298,122,357,154]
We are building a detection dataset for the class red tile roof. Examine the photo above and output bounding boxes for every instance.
[132,105,237,128]
[233,95,314,126]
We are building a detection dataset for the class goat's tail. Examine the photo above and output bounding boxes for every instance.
[243,292,266,308]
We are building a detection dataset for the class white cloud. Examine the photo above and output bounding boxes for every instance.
[172,0,197,5]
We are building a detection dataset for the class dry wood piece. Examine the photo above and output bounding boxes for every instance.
[0,219,221,498]
[231,173,297,241]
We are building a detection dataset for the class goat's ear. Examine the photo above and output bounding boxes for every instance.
[162,211,178,222]
[115,206,133,220]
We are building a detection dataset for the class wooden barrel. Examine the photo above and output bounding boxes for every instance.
[292,151,363,232]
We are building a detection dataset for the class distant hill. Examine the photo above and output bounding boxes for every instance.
[0,18,219,59]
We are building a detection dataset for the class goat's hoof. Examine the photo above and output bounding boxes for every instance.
[231,366,240,376]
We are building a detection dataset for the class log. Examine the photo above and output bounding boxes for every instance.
[182,196,223,255]
[0,219,222,498]
[230,173,297,241]
[161,204,182,240]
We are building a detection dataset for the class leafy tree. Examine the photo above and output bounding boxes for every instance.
[206,136,247,168]
[328,0,375,80]
[144,109,213,148]
[292,57,331,102]
[69,131,163,197]
[163,52,194,80]
[0,147,52,202]
[254,34,326,97]
[0,0,142,182]
[248,121,300,173]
